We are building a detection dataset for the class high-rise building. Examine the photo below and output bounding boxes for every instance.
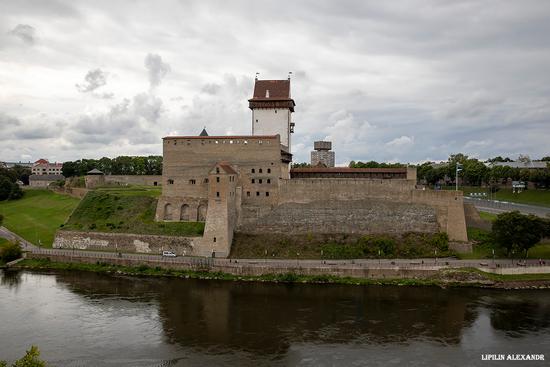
[311,141,335,167]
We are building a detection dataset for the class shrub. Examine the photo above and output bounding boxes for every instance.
[0,241,22,263]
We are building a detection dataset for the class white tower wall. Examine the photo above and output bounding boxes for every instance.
[252,108,291,149]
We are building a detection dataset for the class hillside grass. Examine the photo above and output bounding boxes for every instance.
[0,237,9,248]
[445,186,550,207]
[478,211,497,222]
[0,189,80,247]
[63,189,204,236]
[94,185,162,198]
[231,232,453,259]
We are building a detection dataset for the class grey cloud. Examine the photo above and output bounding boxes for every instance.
[144,53,170,88]
[76,69,108,93]
[8,24,36,45]
[0,113,21,128]
[201,83,220,95]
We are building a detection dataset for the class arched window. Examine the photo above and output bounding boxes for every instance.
[164,203,173,220]
[197,204,207,222]
[180,204,190,221]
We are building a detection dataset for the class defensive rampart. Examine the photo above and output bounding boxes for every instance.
[238,179,467,242]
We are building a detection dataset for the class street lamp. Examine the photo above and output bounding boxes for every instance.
[455,163,463,191]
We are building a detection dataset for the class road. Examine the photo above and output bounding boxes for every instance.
[464,197,550,217]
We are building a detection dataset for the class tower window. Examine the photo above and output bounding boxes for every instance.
[252,179,255,183]
[213,237,216,243]
[216,192,220,197]
[168,179,174,185]
[216,177,220,183]
[255,119,258,123]
[247,191,250,197]
[267,179,271,184]
[275,110,277,113]
[251,168,255,173]
[216,168,220,173]
[259,168,263,173]
[266,192,270,197]
[267,168,271,173]
[259,179,263,184]
[189,179,196,185]
[256,192,260,196]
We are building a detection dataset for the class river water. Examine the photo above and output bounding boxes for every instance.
[1,270,549,366]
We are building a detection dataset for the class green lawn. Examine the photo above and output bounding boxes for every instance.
[63,188,204,236]
[0,189,80,247]
[478,211,497,222]
[444,186,550,207]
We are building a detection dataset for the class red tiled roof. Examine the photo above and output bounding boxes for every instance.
[219,164,237,175]
[291,167,408,174]
[35,159,49,164]
[162,135,279,140]
[250,80,291,100]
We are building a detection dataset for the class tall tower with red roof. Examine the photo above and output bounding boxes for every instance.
[248,77,295,152]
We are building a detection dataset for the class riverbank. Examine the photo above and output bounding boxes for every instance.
[12,258,550,289]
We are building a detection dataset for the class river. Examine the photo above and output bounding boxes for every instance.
[1,269,549,366]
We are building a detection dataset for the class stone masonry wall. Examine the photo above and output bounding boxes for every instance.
[53,230,197,256]
[238,199,438,235]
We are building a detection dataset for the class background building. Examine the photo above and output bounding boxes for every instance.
[310,141,335,167]
[31,159,63,175]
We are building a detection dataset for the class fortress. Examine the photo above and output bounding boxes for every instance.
[154,77,468,257]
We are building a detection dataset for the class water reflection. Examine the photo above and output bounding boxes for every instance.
[0,269,22,290]
[2,270,550,366]
[52,272,480,352]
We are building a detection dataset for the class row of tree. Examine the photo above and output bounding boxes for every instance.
[62,156,163,177]
[417,153,550,187]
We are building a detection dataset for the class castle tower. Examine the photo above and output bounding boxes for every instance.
[248,77,296,152]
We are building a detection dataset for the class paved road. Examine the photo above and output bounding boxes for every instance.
[464,197,550,217]
[0,226,37,251]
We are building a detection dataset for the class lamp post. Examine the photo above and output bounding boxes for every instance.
[455,163,463,191]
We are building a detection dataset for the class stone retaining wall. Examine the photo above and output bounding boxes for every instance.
[238,199,438,234]
[53,230,197,256]
[26,252,441,279]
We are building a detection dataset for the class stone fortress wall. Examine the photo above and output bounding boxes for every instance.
[64,78,469,258]
[238,178,467,243]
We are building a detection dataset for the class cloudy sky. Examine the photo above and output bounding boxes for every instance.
[1,0,549,165]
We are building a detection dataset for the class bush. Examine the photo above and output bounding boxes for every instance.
[0,345,46,367]
[0,241,22,263]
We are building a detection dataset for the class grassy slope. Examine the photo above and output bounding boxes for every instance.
[444,186,550,207]
[0,190,80,247]
[63,188,204,236]
[0,237,8,248]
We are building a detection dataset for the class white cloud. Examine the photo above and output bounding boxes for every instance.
[385,135,414,148]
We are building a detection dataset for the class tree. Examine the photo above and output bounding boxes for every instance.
[0,346,46,367]
[492,211,545,257]
[0,241,22,263]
